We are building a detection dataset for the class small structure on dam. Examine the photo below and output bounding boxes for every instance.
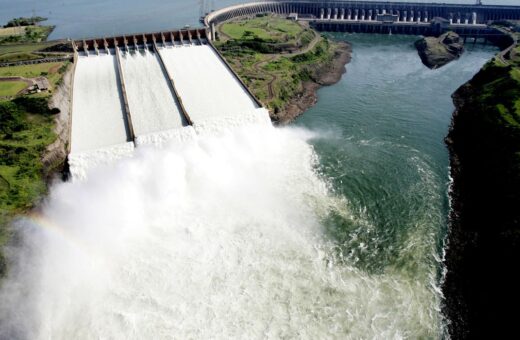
[69,28,266,177]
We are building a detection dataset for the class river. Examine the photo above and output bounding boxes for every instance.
[0,0,502,338]
[296,33,497,336]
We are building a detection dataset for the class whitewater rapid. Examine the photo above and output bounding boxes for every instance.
[0,113,442,339]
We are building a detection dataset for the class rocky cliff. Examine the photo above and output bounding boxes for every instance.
[443,56,520,338]
[415,31,464,69]
[43,63,73,180]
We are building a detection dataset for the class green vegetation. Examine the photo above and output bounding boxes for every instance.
[0,16,56,61]
[0,26,26,37]
[0,41,57,55]
[221,16,304,43]
[0,41,61,63]
[4,16,47,28]
[481,66,520,127]
[215,15,342,120]
[0,25,54,45]
[0,61,69,276]
[484,35,520,127]
[0,97,58,275]
[0,62,68,97]
[0,62,62,78]
[0,81,27,97]
[0,15,68,276]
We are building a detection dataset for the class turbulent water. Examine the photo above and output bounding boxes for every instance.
[120,49,186,136]
[71,54,129,153]
[0,31,499,340]
[1,115,437,339]
[157,44,259,123]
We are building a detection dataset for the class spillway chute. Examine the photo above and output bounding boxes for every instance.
[69,31,268,179]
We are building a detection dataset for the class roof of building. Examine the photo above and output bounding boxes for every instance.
[34,77,50,90]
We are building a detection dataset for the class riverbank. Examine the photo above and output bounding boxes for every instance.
[0,61,70,277]
[281,41,350,123]
[215,15,351,124]
[443,32,520,338]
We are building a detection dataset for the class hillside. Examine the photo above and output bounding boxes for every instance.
[215,14,351,123]
[443,38,520,338]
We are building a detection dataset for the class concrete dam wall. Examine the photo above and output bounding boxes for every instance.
[206,1,520,26]
[205,1,520,39]
[69,29,267,178]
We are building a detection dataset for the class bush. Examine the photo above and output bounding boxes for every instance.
[0,101,26,135]
[13,97,52,115]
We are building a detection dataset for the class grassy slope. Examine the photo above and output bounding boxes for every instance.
[0,62,69,276]
[0,17,66,275]
[0,27,26,37]
[0,81,27,97]
[0,21,63,64]
[0,25,53,45]
[0,62,68,97]
[216,15,340,119]
[221,16,303,43]
[0,41,61,63]
[0,62,64,78]
[0,98,58,276]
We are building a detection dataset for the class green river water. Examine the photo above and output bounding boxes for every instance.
[296,33,497,335]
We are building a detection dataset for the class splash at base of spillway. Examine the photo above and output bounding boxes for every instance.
[68,108,270,180]
[0,115,443,339]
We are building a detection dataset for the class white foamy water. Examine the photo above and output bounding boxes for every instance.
[120,49,186,135]
[68,142,135,180]
[0,114,442,339]
[68,108,270,180]
[158,44,259,124]
[135,126,197,147]
[71,53,129,153]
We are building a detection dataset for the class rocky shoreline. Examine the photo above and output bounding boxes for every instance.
[277,41,352,124]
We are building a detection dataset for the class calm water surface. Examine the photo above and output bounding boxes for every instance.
[0,0,516,39]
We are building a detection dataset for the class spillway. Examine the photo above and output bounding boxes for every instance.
[71,53,130,153]
[158,44,259,125]
[119,49,187,137]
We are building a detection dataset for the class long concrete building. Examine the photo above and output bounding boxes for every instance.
[205,1,520,40]
[206,1,520,26]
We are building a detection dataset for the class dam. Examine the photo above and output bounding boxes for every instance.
[67,0,520,178]
[206,1,520,41]
[69,29,266,177]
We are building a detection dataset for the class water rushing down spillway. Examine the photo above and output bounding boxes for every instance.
[120,49,186,136]
[68,43,264,178]
[71,53,130,153]
[158,44,259,124]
